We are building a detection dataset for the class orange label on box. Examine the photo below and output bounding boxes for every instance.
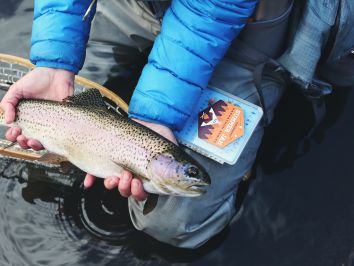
[198,100,244,148]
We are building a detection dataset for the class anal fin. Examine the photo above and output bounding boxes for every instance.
[37,153,69,165]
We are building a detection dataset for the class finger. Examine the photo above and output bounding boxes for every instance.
[16,135,29,149]
[5,127,21,142]
[131,178,147,201]
[84,174,96,188]
[27,139,44,150]
[104,176,120,190]
[118,170,132,198]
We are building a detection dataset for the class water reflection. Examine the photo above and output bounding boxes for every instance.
[259,87,353,175]
[0,159,165,265]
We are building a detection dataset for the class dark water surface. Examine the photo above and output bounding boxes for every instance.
[0,1,354,266]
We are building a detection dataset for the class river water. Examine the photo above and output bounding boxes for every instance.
[0,1,354,266]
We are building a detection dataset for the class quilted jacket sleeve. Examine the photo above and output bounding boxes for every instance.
[30,0,95,74]
[129,0,257,130]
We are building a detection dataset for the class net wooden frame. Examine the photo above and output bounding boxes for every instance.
[0,53,129,162]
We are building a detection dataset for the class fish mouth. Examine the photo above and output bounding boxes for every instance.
[159,181,209,197]
[188,181,209,189]
[185,182,209,195]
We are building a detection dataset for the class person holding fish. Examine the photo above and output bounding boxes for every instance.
[0,0,290,248]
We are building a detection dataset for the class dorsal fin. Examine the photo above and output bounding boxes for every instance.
[63,89,106,107]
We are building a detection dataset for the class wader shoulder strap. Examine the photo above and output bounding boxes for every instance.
[227,39,286,127]
[229,38,330,140]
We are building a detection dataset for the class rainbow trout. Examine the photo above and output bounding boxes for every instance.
[0,89,210,198]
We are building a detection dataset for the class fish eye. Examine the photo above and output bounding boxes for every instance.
[187,166,199,177]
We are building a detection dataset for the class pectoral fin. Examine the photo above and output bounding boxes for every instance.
[111,160,158,215]
[143,193,159,215]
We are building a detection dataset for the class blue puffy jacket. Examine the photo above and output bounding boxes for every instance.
[31,0,257,130]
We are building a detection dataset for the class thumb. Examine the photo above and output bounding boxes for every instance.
[1,84,22,123]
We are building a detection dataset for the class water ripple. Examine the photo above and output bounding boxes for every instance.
[0,158,172,266]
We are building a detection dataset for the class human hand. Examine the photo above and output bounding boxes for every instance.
[84,119,178,201]
[1,67,74,150]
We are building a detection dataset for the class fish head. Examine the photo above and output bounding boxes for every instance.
[146,151,211,197]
